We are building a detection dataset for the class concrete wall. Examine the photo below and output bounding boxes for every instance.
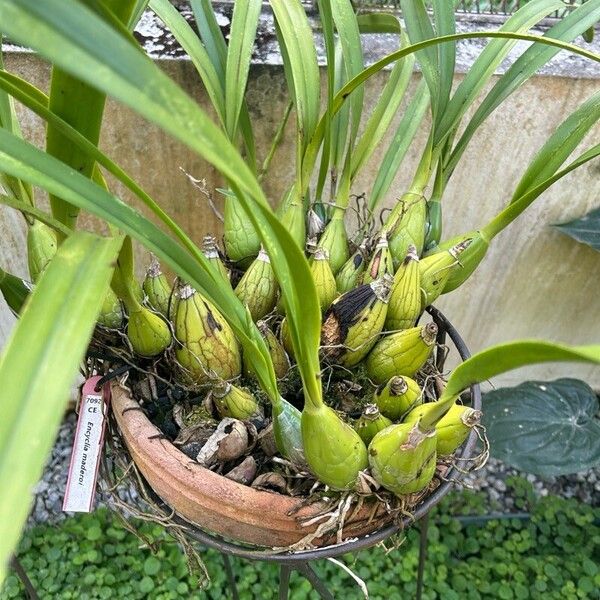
[1,47,599,388]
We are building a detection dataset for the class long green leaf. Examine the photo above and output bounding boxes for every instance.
[442,342,600,401]
[0,41,33,211]
[45,0,140,230]
[351,33,414,182]
[369,80,430,209]
[482,143,600,239]
[331,0,364,149]
[0,194,71,237]
[434,0,563,149]
[511,93,600,202]
[302,30,600,187]
[400,0,439,118]
[191,0,227,79]
[225,0,261,141]
[0,126,280,403]
[0,0,266,207]
[270,0,320,161]
[432,0,455,125]
[0,231,122,583]
[0,68,218,282]
[446,0,600,177]
[149,0,225,125]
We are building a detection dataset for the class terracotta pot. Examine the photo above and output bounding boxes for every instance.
[111,384,392,548]
[111,309,479,551]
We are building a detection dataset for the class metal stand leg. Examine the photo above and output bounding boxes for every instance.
[416,513,430,600]
[221,553,239,600]
[9,557,39,600]
[278,566,292,600]
[295,563,335,600]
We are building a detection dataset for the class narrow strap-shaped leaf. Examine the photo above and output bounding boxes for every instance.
[482,143,600,240]
[315,0,335,203]
[225,0,261,140]
[446,0,600,177]
[370,80,430,210]
[351,33,414,182]
[331,0,364,148]
[400,0,439,119]
[0,231,123,583]
[442,341,600,402]
[191,0,227,79]
[162,0,257,169]
[149,0,225,125]
[270,0,320,155]
[435,0,564,150]
[0,0,266,207]
[432,0,455,125]
[0,69,226,282]
[0,41,33,211]
[302,30,600,188]
[0,194,71,237]
[126,0,150,31]
[511,91,600,202]
[0,127,280,404]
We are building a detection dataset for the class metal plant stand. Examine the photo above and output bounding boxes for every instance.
[10,307,481,599]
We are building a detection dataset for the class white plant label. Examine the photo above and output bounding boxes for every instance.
[63,375,110,512]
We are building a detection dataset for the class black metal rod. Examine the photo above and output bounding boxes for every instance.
[279,566,291,600]
[221,553,239,600]
[9,557,39,600]
[416,513,430,600]
[295,563,335,600]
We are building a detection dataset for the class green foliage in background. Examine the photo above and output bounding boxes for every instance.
[2,480,600,600]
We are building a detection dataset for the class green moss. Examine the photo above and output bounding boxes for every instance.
[3,481,599,599]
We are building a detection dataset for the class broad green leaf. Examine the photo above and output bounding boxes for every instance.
[149,0,225,125]
[483,378,600,477]
[0,231,122,583]
[436,0,563,148]
[554,206,600,252]
[370,80,430,210]
[224,0,261,140]
[442,341,600,401]
[446,0,600,177]
[511,90,600,202]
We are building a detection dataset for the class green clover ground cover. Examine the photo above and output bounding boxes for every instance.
[2,478,599,599]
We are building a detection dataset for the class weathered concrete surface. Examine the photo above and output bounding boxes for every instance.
[0,47,599,388]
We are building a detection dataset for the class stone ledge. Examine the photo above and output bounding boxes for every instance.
[3,3,600,80]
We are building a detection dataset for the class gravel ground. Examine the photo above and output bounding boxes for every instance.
[27,415,600,527]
